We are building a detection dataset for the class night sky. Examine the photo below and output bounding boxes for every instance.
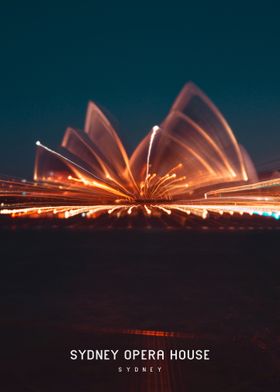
[1,2,280,178]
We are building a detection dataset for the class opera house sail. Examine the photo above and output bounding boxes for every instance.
[1,83,280,222]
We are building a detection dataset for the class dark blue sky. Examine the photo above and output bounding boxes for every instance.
[1,2,280,177]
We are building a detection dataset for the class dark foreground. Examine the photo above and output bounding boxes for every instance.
[0,217,280,391]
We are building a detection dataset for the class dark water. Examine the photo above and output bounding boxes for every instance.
[0,221,280,391]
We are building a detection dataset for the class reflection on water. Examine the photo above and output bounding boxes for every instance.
[1,229,280,390]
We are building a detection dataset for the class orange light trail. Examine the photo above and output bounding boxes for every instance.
[1,82,280,222]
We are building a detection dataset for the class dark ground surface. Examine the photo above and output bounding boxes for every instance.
[0,217,280,391]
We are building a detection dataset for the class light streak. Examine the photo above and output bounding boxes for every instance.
[1,82,280,223]
[145,125,160,181]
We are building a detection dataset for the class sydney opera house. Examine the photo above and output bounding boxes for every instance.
[1,82,280,224]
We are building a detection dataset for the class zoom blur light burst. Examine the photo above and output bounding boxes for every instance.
[1,82,280,222]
